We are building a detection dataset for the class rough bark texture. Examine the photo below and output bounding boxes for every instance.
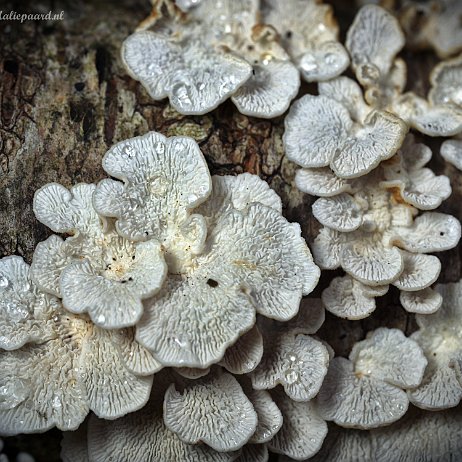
[1,0,462,460]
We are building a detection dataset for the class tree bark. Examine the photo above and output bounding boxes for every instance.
[1,0,462,460]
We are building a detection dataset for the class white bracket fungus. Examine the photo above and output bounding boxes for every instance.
[392,54,462,137]
[29,131,319,372]
[346,4,405,107]
[408,281,462,410]
[0,259,152,435]
[316,328,427,429]
[261,0,349,82]
[250,300,329,401]
[309,163,460,318]
[284,77,407,179]
[32,183,167,329]
[164,371,258,451]
[268,387,328,460]
[371,406,462,461]
[122,0,301,118]
[0,256,56,350]
[84,374,239,462]
[441,138,462,171]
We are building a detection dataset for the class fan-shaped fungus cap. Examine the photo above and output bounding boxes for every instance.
[282,424,373,462]
[0,261,153,435]
[381,136,451,210]
[94,131,211,249]
[371,406,462,461]
[429,54,462,107]
[219,325,263,374]
[346,5,405,105]
[122,28,252,115]
[32,182,167,329]
[84,372,238,462]
[250,300,329,401]
[0,256,57,350]
[164,371,257,451]
[393,92,462,137]
[408,281,462,410]
[268,387,328,460]
[261,0,349,82]
[441,138,462,171]
[131,158,318,368]
[322,275,388,320]
[401,0,462,58]
[284,80,407,179]
[123,0,301,117]
[316,328,427,429]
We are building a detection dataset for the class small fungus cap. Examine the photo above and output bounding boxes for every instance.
[250,300,329,402]
[268,387,328,460]
[32,181,167,329]
[346,4,405,103]
[163,371,257,451]
[408,281,462,410]
[316,328,427,429]
[0,256,57,350]
[284,86,407,179]
[85,371,238,462]
[261,0,349,82]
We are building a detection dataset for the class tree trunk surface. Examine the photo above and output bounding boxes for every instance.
[1,0,461,460]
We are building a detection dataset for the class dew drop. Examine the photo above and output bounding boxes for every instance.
[0,276,10,289]
[285,369,299,384]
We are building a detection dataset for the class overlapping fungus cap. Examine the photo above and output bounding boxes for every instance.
[284,76,407,180]
[122,0,301,117]
[310,162,458,318]
[371,406,462,461]
[250,299,330,402]
[399,0,462,59]
[346,4,406,108]
[60,368,286,461]
[31,184,167,329]
[0,257,155,436]
[90,131,319,369]
[278,423,372,462]
[316,328,427,429]
[407,281,462,410]
[393,53,462,137]
[0,256,57,350]
[260,0,349,82]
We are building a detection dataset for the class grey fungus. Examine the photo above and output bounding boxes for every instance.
[322,275,388,320]
[441,138,462,171]
[219,325,264,375]
[316,328,427,429]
